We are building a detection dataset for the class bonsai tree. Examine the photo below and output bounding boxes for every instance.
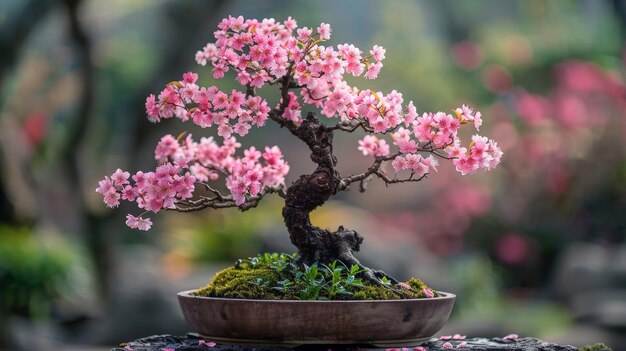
[96,16,502,287]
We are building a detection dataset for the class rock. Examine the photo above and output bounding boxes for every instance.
[111,334,582,351]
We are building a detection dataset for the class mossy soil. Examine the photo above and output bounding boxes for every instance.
[193,253,439,300]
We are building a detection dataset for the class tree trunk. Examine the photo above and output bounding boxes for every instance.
[281,112,364,266]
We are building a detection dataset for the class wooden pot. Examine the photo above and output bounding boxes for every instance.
[177,290,455,347]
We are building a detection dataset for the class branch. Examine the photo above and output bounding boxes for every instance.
[374,170,428,186]
[338,152,399,192]
[171,185,285,213]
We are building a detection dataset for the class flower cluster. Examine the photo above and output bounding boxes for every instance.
[358,103,501,176]
[98,16,503,230]
[357,135,390,157]
[145,72,271,139]
[97,135,288,229]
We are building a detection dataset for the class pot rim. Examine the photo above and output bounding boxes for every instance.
[177,289,456,303]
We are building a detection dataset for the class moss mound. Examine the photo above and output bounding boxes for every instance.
[194,253,439,300]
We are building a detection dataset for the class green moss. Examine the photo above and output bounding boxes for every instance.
[194,266,297,300]
[193,253,439,301]
[578,343,613,351]
[352,285,403,300]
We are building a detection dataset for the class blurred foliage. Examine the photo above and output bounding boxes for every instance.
[449,255,571,338]
[163,198,284,263]
[0,226,92,319]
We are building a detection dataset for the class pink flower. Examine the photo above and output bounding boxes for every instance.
[100,16,502,232]
[503,334,519,341]
[96,176,115,195]
[442,342,453,349]
[317,23,332,40]
[439,335,452,340]
[370,45,386,62]
[398,282,412,290]
[155,135,180,163]
[413,347,427,351]
[365,62,382,79]
[137,217,153,231]
[423,288,434,298]
[111,169,131,187]
[103,191,121,208]
[145,95,160,122]
[199,340,217,347]
[392,156,407,172]
[452,334,466,340]
[358,135,389,157]
[296,27,312,42]
[457,341,467,348]
[182,71,198,84]
[162,349,175,351]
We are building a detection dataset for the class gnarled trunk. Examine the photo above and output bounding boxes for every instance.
[281,112,363,266]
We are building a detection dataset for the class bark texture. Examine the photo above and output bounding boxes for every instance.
[281,112,365,266]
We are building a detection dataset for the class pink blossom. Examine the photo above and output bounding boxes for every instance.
[96,176,115,195]
[423,288,434,298]
[111,169,131,187]
[199,340,217,347]
[398,282,412,290]
[103,191,120,208]
[454,105,482,130]
[296,27,312,42]
[124,215,152,231]
[457,341,467,348]
[101,16,502,231]
[317,23,332,40]
[452,334,466,340]
[370,45,386,62]
[358,135,389,157]
[155,135,181,163]
[413,347,427,351]
[392,156,407,172]
[182,71,198,84]
[439,336,452,340]
[121,186,139,201]
[503,334,519,341]
[365,62,383,79]
[442,342,453,349]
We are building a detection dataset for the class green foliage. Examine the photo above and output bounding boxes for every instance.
[194,253,437,300]
[578,344,613,351]
[167,201,283,263]
[0,226,89,319]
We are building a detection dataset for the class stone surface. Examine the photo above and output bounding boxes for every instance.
[111,334,581,351]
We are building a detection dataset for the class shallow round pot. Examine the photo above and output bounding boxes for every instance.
[177,290,455,347]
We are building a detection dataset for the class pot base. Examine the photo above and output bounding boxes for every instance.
[198,335,431,348]
[178,290,455,347]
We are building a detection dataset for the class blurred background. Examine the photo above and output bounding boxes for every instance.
[1,0,625,350]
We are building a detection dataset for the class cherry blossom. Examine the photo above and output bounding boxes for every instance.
[503,334,519,341]
[98,16,502,230]
[97,134,288,228]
